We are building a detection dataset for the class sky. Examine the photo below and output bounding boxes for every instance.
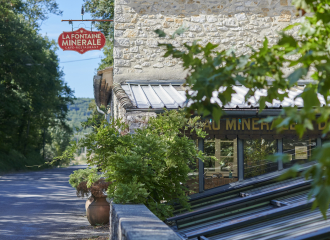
[39,0,104,98]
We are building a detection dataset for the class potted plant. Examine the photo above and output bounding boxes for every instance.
[69,168,111,226]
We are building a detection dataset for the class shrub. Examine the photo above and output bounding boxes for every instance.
[79,109,206,220]
[69,168,110,198]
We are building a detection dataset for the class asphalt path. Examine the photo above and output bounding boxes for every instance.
[0,166,109,240]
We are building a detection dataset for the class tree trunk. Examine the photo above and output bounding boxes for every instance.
[23,113,30,153]
[43,128,46,159]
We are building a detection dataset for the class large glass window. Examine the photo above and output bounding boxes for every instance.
[243,139,277,179]
[283,138,316,168]
[204,139,238,190]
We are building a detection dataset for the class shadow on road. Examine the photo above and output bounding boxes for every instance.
[0,166,109,240]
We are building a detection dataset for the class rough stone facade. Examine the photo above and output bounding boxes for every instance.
[113,0,299,83]
[110,89,157,132]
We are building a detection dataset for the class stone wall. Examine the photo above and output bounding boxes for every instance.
[109,202,181,240]
[126,111,157,134]
[113,0,299,82]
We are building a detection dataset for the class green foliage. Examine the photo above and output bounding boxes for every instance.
[5,0,63,29]
[68,167,110,198]
[49,140,77,167]
[67,98,93,132]
[97,36,114,70]
[0,149,43,172]
[69,168,100,189]
[113,176,149,204]
[244,139,277,178]
[42,125,73,161]
[156,0,330,217]
[81,100,107,130]
[77,110,206,220]
[83,0,114,36]
[22,0,62,28]
[69,99,106,159]
[0,1,74,171]
[83,0,114,70]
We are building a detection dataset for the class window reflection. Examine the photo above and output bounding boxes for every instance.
[188,136,318,194]
[186,159,199,195]
[283,138,316,168]
[204,139,238,190]
[243,139,277,178]
[204,141,215,172]
[186,140,199,195]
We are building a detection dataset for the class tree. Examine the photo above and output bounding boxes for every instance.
[81,100,107,130]
[97,36,114,70]
[83,0,114,70]
[156,0,330,217]
[5,0,63,28]
[66,98,93,133]
[0,1,74,171]
[83,0,114,36]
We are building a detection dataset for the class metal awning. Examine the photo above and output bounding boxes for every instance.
[120,83,325,110]
[121,83,186,109]
[165,171,330,240]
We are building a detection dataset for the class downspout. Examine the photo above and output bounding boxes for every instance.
[94,74,111,123]
[97,105,111,123]
[96,105,106,116]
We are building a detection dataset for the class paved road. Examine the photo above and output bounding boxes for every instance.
[0,166,109,240]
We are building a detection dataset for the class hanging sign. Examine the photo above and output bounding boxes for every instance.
[58,28,106,54]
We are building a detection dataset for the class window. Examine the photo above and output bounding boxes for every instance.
[186,140,199,195]
[204,139,238,190]
[186,158,199,195]
[283,138,316,168]
[243,139,277,178]
[190,136,318,194]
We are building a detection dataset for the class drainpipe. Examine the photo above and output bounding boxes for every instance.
[96,106,105,116]
[97,106,111,124]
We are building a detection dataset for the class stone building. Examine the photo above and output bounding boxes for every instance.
[95,0,301,121]
[113,0,298,83]
[93,0,322,194]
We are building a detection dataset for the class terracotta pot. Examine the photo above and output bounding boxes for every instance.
[85,196,94,211]
[86,196,110,226]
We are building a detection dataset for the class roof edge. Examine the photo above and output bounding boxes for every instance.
[124,80,185,85]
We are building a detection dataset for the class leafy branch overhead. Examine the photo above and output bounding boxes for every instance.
[156,0,330,218]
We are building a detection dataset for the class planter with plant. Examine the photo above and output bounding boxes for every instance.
[75,109,206,220]
[69,168,111,226]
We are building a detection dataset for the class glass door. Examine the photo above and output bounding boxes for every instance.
[204,139,238,190]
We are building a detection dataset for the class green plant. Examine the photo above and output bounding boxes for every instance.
[78,109,206,220]
[69,168,110,198]
[69,168,99,189]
